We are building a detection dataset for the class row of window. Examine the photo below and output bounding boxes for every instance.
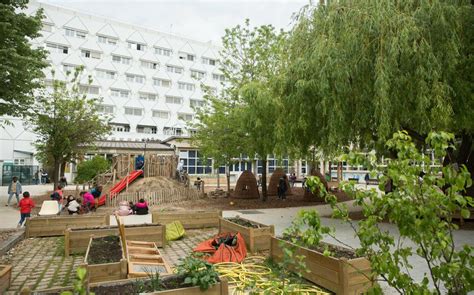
[109,124,185,136]
[98,104,194,121]
[44,25,219,65]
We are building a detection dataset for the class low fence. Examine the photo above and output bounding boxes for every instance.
[105,188,204,207]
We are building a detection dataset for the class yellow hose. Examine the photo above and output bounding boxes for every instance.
[213,256,331,295]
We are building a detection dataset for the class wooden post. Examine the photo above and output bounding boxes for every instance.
[339,257,349,295]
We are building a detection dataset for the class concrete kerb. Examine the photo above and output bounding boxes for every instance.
[0,230,25,257]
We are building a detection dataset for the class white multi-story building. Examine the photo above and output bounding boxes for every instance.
[0,0,224,181]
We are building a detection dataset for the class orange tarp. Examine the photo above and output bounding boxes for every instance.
[194,232,247,264]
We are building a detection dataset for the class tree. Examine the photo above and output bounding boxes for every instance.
[0,0,47,120]
[75,155,110,184]
[288,131,473,294]
[29,67,111,189]
[281,0,474,193]
[218,19,287,201]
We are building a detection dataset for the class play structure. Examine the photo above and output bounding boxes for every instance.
[97,169,143,207]
[233,171,259,199]
[304,169,329,201]
[267,168,291,196]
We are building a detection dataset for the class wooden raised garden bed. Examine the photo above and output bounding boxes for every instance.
[152,210,222,229]
[126,240,173,278]
[270,237,373,295]
[26,215,110,238]
[218,217,274,253]
[64,223,166,256]
[84,235,127,283]
[0,265,12,294]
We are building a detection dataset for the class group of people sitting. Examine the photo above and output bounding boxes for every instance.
[115,199,149,216]
[50,185,103,214]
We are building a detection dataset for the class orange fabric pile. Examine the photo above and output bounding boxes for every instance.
[194,232,247,263]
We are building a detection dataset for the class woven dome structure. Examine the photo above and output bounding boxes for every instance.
[268,168,291,196]
[233,171,260,199]
[304,169,329,201]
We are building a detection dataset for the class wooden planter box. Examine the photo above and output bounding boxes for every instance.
[270,237,373,295]
[65,224,166,256]
[152,210,222,229]
[85,236,128,284]
[0,265,12,294]
[218,217,274,253]
[26,215,110,238]
[150,278,228,295]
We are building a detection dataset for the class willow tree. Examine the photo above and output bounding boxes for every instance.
[282,0,474,192]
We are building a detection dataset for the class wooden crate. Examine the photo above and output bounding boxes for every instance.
[0,265,12,294]
[270,237,373,295]
[84,236,128,283]
[65,224,166,256]
[26,215,109,238]
[218,217,274,253]
[126,240,173,278]
[152,210,222,229]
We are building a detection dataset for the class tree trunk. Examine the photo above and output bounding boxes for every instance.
[52,158,61,190]
[261,159,267,202]
[60,161,66,177]
[226,166,231,197]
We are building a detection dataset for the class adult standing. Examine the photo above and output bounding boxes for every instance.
[41,169,48,184]
[7,176,22,206]
[277,176,288,200]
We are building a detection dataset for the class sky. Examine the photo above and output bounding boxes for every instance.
[43,0,308,45]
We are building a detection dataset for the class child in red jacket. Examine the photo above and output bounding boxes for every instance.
[18,191,35,228]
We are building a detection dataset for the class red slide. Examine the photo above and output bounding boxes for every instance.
[97,170,144,206]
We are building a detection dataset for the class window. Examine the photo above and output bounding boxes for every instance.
[96,69,116,79]
[139,92,157,101]
[127,41,146,51]
[46,43,68,54]
[137,125,157,134]
[140,60,158,70]
[63,64,76,73]
[153,78,171,88]
[301,160,307,175]
[98,104,114,114]
[97,35,117,45]
[178,113,193,121]
[155,46,172,56]
[65,28,86,39]
[112,55,131,65]
[126,74,145,84]
[110,124,130,132]
[178,52,195,61]
[124,107,143,116]
[190,70,205,79]
[212,73,226,81]
[110,88,130,98]
[179,150,212,175]
[163,127,182,136]
[152,110,169,119]
[190,99,205,108]
[42,23,53,32]
[165,96,182,104]
[81,50,101,59]
[202,57,217,66]
[79,85,100,95]
[178,82,195,91]
[166,65,183,74]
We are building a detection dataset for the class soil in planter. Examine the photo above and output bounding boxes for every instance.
[282,236,359,259]
[88,235,122,264]
[226,217,262,228]
[91,275,194,295]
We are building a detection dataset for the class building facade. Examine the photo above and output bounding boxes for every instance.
[0,0,224,182]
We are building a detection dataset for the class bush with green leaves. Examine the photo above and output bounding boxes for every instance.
[75,156,110,184]
[176,256,219,291]
[61,267,93,295]
[289,131,473,294]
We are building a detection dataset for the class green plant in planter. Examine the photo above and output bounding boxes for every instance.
[176,256,219,291]
[61,267,93,295]
[290,131,474,294]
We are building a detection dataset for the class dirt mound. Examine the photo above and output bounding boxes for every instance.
[125,176,184,192]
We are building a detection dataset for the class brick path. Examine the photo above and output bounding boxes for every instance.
[2,237,84,294]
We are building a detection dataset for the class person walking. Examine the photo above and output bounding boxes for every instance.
[18,192,35,228]
[277,176,288,200]
[7,176,22,206]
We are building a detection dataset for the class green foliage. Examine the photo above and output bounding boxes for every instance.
[75,156,110,184]
[293,131,473,294]
[0,0,47,121]
[176,256,219,291]
[281,0,474,157]
[28,67,111,188]
[61,267,93,295]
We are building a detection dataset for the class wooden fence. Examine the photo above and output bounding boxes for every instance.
[105,188,203,208]
[144,154,178,178]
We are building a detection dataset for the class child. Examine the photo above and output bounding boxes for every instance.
[67,197,81,215]
[18,192,35,228]
[51,185,64,211]
[115,201,132,216]
[80,191,95,213]
[134,199,149,215]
